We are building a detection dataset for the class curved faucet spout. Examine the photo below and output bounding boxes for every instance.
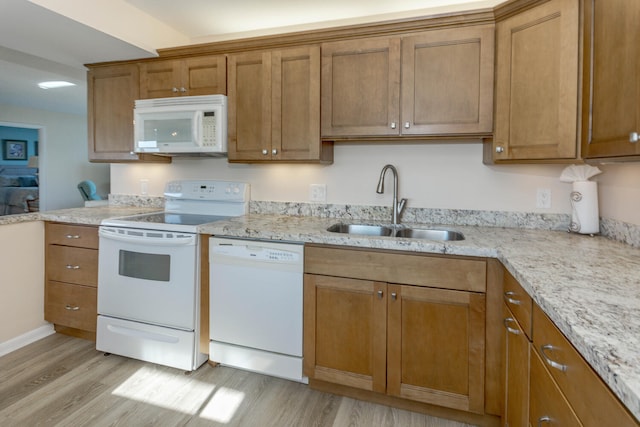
[376,164,406,226]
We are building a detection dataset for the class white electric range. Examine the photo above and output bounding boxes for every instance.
[97,180,249,371]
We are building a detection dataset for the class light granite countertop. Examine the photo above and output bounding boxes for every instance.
[5,205,640,421]
[206,214,640,422]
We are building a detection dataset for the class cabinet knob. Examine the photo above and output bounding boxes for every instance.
[272,149,278,155]
[391,292,397,301]
[390,122,397,129]
[180,87,187,93]
[540,344,568,372]
[537,416,551,426]
[262,149,268,155]
[404,122,410,129]
[172,87,179,93]
[503,317,521,335]
[495,145,505,153]
[377,290,383,299]
[503,291,522,305]
[65,304,80,311]
[630,132,639,143]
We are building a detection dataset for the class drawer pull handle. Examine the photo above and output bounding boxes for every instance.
[377,290,383,299]
[540,344,568,372]
[537,416,551,426]
[65,264,80,270]
[504,291,522,305]
[503,317,521,335]
[65,234,81,239]
[391,292,397,301]
[65,305,80,311]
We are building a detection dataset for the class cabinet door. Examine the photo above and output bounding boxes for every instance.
[533,304,639,427]
[271,46,322,161]
[387,284,485,413]
[529,348,582,427]
[87,65,169,163]
[227,51,272,161]
[401,25,494,136]
[503,304,530,427]
[321,37,401,137]
[45,281,97,332]
[140,56,226,99]
[87,65,139,162]
[582,0,640,159]
[181,56,227,96]
[139,59,179,98]
[303,274,387,393]
[46,245,98,287]
[493,0,579,161]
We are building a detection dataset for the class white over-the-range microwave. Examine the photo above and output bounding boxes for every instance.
[134,94,227,157]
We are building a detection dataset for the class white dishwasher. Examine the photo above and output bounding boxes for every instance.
[209,237,307,383]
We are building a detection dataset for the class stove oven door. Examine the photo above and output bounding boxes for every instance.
[97,226,199,330]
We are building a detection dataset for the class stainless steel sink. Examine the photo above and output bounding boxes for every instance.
[394,228,465,241]
[327,223,465,241]
[326,223,394,236]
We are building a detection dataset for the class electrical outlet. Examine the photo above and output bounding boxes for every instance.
[310,184,327,202]
[536,188,551,209]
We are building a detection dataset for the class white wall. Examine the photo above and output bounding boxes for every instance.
[0,104,110,210]
[110,142,566,210]
[111,141,640,226]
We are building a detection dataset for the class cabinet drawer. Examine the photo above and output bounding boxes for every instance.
[45,281,97,332]
[529,348,582,427]
[46,223,98,249]
[533,304,638,426]
[305,245,486,292]
[47,245,98,287]
[503,269,532,338]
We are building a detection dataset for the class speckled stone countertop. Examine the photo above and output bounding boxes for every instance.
[3,203,639,421]
[202,214,640,422]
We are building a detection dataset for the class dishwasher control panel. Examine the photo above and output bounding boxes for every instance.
[210,238,303,264]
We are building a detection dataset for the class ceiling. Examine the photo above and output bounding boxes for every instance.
[0,0,500,116]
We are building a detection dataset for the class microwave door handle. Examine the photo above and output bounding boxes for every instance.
[194,112,202,146]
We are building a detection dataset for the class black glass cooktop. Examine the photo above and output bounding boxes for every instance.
[122,212,230,226]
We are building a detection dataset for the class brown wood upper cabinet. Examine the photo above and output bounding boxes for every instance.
[227,46,332,163]
[139,56,227,98]
[581,0,640,161]
[87,64,169,163]
[492,0,580,162]
[321,25,494,139]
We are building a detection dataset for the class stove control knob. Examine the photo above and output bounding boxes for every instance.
[233,186,240,194]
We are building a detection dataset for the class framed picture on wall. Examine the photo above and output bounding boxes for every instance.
[2,139,28,160]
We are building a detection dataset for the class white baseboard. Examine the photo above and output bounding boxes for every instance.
[0,324,55,357]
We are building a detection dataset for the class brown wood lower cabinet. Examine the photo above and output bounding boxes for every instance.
[529,348,582,427]
[502,269,639,427]
[45,222,99,340]
[45,281,97,332]
[532,304,639,427]
[303,245,499,425]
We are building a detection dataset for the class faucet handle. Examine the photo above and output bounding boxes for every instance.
[398,198,407,212]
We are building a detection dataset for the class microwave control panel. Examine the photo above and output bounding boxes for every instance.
[203,112,217,147]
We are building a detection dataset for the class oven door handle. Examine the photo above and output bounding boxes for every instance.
[99,228,196,246]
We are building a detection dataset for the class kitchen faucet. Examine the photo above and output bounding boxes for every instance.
[376,164,407,226]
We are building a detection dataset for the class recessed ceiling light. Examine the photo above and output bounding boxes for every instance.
[38,81,76,89]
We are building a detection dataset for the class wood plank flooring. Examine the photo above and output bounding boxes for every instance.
[0,334,477,427]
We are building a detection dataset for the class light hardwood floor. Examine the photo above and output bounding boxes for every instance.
[0,334,476,427]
